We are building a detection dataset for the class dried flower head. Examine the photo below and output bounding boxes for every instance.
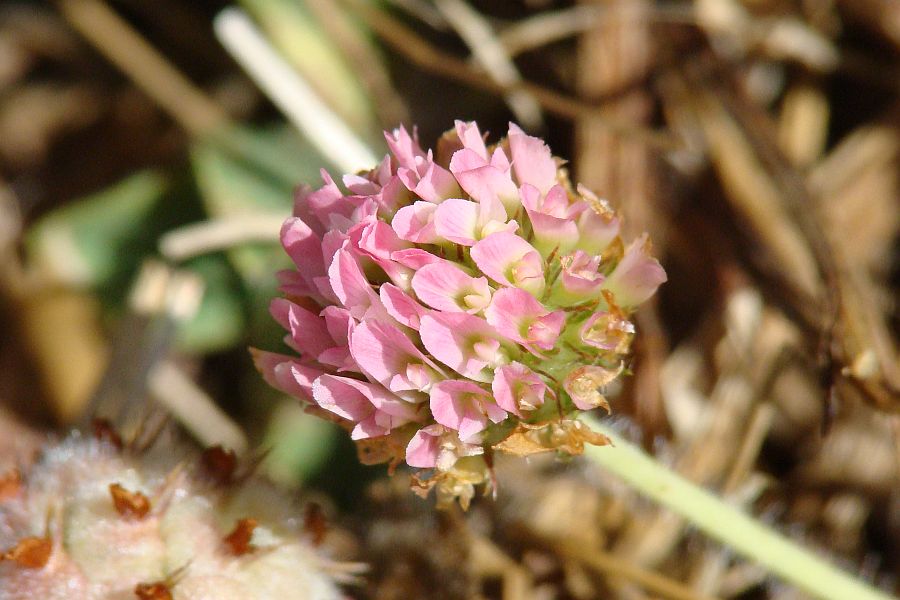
[0,436,343,599]
[255,121,666,507]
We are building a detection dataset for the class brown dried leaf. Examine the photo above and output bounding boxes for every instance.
[495,420,611,457]
[109,483,150,519]
[223,518,258,556]
[354,434,406,468]
[2,537,52,568]
[563,364,623,412]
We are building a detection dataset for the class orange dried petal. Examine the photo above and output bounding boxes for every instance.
[303,503,327,547]
[134,582,172,600]
[200,445,236,485]
[223,518,258,556]
[0,469,22,501]
[2,537,52,569]
[109,483,151,519]
[91,418,123,450]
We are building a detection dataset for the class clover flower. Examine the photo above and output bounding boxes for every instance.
[254,122,666,508]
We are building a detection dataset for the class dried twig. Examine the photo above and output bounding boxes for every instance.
[159,214,284,262]
[342,0,678,150]
[305,0,410,128]
[434,0,543,130]
[558,541,721,600]
[56,0,227,136]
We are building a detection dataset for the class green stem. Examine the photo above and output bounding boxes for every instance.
[580,415,893,600]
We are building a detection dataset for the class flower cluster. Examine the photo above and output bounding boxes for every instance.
[254,122,666,507]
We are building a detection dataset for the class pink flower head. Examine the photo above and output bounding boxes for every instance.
[257,122,666,508]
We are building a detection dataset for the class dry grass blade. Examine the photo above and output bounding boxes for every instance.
[499,4,697,58]
[434,0,543,130]
[558,541,722,600]
[678,79,822,301]
[342,0,678,150]
[56,0,227,136]
[305,0,410,128]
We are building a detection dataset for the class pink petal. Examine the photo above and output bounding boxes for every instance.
[575,185,621,254]
[400,161,460,202]
[391,201,439,243]
[276,268,316,299]
[351,219,410,261]
[327,247,381,318]
[429,380,505,441]
[452,162,519,211]
[351,416,386,440]
[314,375,421,439]
[250,349,322,402]
[411,261,492,313]
[489,147,511,171]
[269,298,333,358]
[455,120,488,159]
[302,170,357,231]
[527,211,580,256]
[406,424,444,468]
[391,247,443,270]
[484,287,565,350]
[433,198,478,245]
[349,219,414,287]
[449,147,487,173]
[470,232,545,297]
[380,283,428,329]
[419,313,503,381]
[322,306,353,346]
[385,126,426,172]
[375,175,412,215]
[319,306,360,372]
[508,123,557,194]
[559,250,605,297]
[312,374,373,422]
[603,234,667,307]
[280,217,325,281]
[491,362,547,415]
[542,185,573,217]
[343,173,378,197]
[349,320,441,395]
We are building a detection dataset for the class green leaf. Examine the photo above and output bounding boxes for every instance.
[176,254,247,354]
[25,171,175,288]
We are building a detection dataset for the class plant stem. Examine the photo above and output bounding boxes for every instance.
[580,415,893,600]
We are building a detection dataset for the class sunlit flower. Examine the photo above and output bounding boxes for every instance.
[255,121,666,508]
